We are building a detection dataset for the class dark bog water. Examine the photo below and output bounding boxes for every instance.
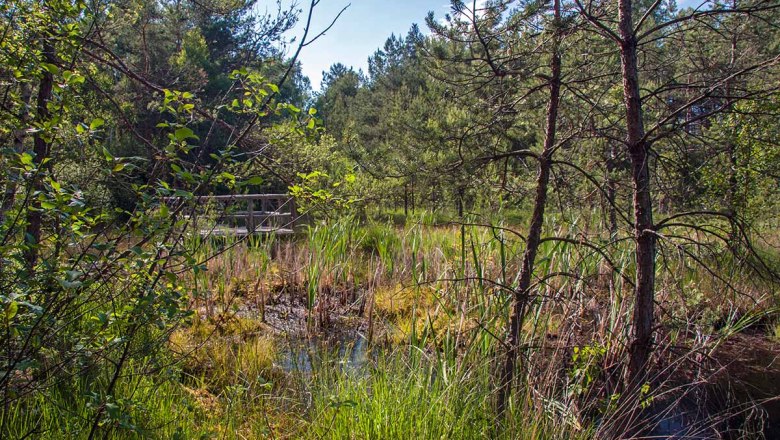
[277,333,372,373]
[651,340,780,439]
[274,330,779,438]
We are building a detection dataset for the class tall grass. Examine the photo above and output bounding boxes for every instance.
[7,210,777,438]
[303,349,593,440]
[3,360,213,439]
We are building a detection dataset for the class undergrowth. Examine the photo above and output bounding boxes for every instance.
[3,215,779,438]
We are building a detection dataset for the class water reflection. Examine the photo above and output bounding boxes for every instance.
[277,333,372,374]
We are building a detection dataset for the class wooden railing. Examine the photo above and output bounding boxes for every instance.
[165,194,299,236]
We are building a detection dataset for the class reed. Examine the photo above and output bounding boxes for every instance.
[6,212,777,438]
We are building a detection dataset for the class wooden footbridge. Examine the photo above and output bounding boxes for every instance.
[167,194,300,237]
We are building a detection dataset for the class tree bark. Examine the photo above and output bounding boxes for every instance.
[23,41,55,270]
[457,186,464,217]
[497,0,562,417]
[618,0,656,386]
[725,0,741,230]
[404,183,409,217]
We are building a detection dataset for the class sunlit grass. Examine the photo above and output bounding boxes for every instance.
[5,211,778,438]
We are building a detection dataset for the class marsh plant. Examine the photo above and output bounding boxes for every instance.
[2,0,779,438]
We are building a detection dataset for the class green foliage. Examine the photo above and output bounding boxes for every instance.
[568,344,608,398]
[3,361,214,439]
[700,99,780,225]
[1,0,779,438]
[0,0,306,437]
[289,170,358,216]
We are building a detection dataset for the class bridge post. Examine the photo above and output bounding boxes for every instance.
[247,198,255,233]
[261,197,269,228]
[290,197,297,230]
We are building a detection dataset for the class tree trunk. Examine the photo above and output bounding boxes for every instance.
[618,0,656,386]
[410,179,415,214]
[457,186,464,217]
[23,41,55,270]
[0,85,32,224]
[404,183,409,217]
[497,0,562,416]
[725,0,741,235]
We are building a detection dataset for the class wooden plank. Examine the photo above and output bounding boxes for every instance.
[163,194,290,202]
[199,226,294,237]
[220,212,291,218]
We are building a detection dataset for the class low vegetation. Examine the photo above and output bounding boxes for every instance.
[2,0,779,438]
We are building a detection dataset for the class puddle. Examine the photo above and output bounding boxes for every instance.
[276,333,373,374]
[650,335,780,439]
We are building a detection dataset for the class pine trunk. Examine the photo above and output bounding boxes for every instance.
[497,0,562,416]
[618,0,656,385]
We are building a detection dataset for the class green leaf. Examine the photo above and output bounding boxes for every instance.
[20,153,34,166]
[18,301,42,315]
[65,270,83,280]
[174,127,198,141]
[63,70,85,85]
[41,63,59,75]
[90,118,105,130]
[59,279,83,289]
[5,301,18,320]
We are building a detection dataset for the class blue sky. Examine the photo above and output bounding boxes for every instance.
[275,0,700,91]
[277,0,445,90]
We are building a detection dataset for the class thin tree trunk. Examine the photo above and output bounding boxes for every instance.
[725,0,741,236]
[497,0,562,417]
[410,179,415,214]
[23,41,55,270]
[457,186,464,217]
[0,85,31,224]
[618,0,656,386]
[404,183,409,217]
